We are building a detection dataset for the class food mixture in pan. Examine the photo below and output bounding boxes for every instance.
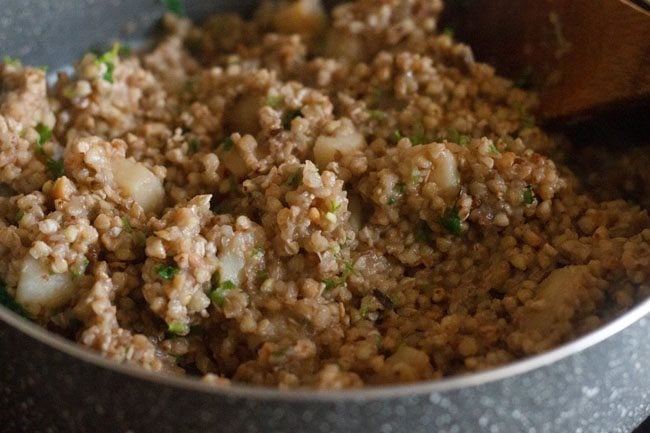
[1,0,649,388]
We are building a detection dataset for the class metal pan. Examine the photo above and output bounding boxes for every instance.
[1,1,649,432]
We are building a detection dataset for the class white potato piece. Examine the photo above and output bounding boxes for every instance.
[313,119,366,169]
[380,346,434,383]
[273,0,326,38]
[428,144,460,198]
[111,158,164,214]
[16,256,73,313]
[218,249,246,287]
[518,265,594,332]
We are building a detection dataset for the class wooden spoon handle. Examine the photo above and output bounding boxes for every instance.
[444,0,650,120]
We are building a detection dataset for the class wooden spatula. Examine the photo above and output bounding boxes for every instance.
[441,0,650,121]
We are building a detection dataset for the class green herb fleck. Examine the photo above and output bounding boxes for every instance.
[62,86,77,99]
[220,137,234,151]
[523,185,535,205]
[387,196,398,206]
[71,257,90,278]
[515,65,535,90]
[488,143,500,155]
[46,159,65,179]
[272,347,289,357]
[16,209,24,222]
[119,44,132,56]
[448,129,471,145]
[210,279,236,306]
[391,130,403,143]
[35,123,52,150]
[0,280,31,320]
[367,109,387,121]
[266,94,282,109]
[395,181,406,194]
[37,65,49,72]
[167,322,189,336]
[282,109,302,130]
[443,27,455,38]
[329,199,341,213]
[189,139,200,154]
[155,264,180,281]
[2,56,21,66]
[94,43,121,83]
[287,169,303,188]
[440,207,462,236]
[162,0,186,16]
[409,124,426,146]
[121,217,132,232]
[323,278,338,292]
[256,269,269,280]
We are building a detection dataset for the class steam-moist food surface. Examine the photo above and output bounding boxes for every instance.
[0,0,649,388]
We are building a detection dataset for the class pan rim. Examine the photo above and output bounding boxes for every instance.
[1,295,649,401]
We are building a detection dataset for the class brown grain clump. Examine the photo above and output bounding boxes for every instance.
[0,0,648,388]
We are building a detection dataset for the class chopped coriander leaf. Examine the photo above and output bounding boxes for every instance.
[46,159,65,179]
[220,137,234,151]
[162,0,186,16]
[16,209,24,222]
[409,125,426,146]
[440,207,461,236]
[2,56,21,66]
[329,199,341,212]
[266,94,282,109]
[221,280,236,291]
[94,42,121,83]
[210,280,236,306]
[121,217,132,232]
[272,347,289,357]
[323,278,338,291]
[189,139,200,153]
[391,130,403,143]
[488,143,500,155]
[155,264,180,281]
[287,169,303,188]
[395,181,406,194]
[282,109,302,130]
[523,185,535,205]
[515,65,535,90]
[71,257,90,278]
[62,86,77,99]
[37,65,49,72]
[448,129,470,145]
[0,280,31,320]
[443,27,455,38]
[118,44,132,56]
[367,109,387,121]
[35,123,52,147]
[387,196,398,206]
[168,322,189,336]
